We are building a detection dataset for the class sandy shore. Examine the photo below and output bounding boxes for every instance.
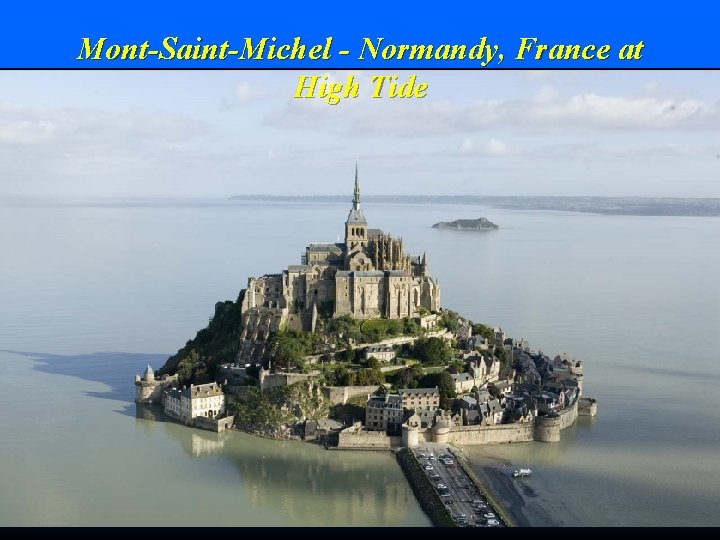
[464,450,565,527]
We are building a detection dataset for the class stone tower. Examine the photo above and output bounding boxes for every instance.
[344,158,368,261]
[144,364,155,383]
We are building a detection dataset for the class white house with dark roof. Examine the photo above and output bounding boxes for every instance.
[451,372,475,394]
[363,345,396,363]
[164,382,225,423]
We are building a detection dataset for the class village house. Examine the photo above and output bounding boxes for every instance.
[363,345,396,363]
[467,335,490,351]
[467,354,501,384]
[456,321,473,348]
[365,393,403,432]
[164,383,225,423]
[416,313,439,330]
[451,372,475,394]
[399,387,440,411]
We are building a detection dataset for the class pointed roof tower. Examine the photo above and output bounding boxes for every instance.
[353,156,361,210]
[346,157,366,224]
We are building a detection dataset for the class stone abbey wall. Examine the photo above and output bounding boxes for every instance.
[403,398,581,447]
[446,423,535,445]
[322,385,379,405]
[578,397,598,416]
[135,375,178,404]
[337,429,401,450]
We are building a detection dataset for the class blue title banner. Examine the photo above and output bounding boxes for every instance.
[1,3,718,68]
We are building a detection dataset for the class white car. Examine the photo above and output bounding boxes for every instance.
[424,464,433,470]
[437,483,447,490]
[483,513,495,519]
[486,519,500,526]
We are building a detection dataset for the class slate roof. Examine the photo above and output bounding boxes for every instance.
[346,208,367,223]
[307,243,344,253]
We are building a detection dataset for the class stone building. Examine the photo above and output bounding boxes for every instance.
[451,372,475,394]
[363,345,396,363]
[366,393,403,432]
[399,387,440,411]
[238,162,441,361]
[164,383,226,423]
[134,365,178,404]
[466,353,501,384]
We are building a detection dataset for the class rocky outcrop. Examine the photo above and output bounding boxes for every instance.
[432,217,499,230]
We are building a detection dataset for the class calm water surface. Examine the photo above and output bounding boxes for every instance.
[1,198,718,526]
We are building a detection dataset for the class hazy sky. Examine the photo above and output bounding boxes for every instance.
[1,70,718,198]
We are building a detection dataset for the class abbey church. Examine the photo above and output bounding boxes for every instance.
[238,163,441,359]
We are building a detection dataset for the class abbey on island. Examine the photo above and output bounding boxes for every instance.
[238,162,441,359]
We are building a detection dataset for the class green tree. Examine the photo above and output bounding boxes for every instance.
[402,317,423,336]
[355,367,385,386]
[267,330,311,371]
[391,365,423,389]
[494,345,507,364]
[414,337,451,365]
[440,310,462,333]
[471,322,495,341]
[365,356,381,369]
[159,291,245,383]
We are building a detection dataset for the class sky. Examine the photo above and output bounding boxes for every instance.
[0,70,718,198]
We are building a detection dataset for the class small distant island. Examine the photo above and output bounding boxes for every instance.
[432,217,499,230]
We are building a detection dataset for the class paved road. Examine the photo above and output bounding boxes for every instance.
[411,443,503,527]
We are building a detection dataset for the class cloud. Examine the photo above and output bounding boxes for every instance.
[234,81,272,104]
[266,91,720,137]
[457,136,511,156]
[0,103,211,195]
[0,103,204,146]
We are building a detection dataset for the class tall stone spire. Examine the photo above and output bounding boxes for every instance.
[353,156,360,210]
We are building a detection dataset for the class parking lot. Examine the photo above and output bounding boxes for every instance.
[411,444,504,527]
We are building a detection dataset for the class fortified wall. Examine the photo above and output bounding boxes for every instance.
[134,365,178,404]
[337,423,401,450]
[322,385,383,405]
[259,369,315,391]
[397,399,582,449]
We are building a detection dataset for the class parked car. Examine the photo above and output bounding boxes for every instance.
[424,465,433,470]
[487,519,500,526]
[483,513,495,519]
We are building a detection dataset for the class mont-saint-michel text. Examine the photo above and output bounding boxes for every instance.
[76,35,637,66]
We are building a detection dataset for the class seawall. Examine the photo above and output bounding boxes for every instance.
[337,427,401,450]
[403,398,581,447]
[578,397,598,416]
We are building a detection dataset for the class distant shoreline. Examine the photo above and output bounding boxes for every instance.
[228,195,720,217]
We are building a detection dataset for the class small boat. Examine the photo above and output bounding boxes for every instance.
[512,468,532,478]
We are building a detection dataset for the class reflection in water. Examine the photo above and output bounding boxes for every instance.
[143,413,424,526]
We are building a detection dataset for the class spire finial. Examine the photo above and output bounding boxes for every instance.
[353,157,360,210]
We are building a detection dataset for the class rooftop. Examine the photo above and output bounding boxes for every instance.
[307,243,344,253]
[366,345,394,352]
[346,208,367,224]
[400,387,439,396]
